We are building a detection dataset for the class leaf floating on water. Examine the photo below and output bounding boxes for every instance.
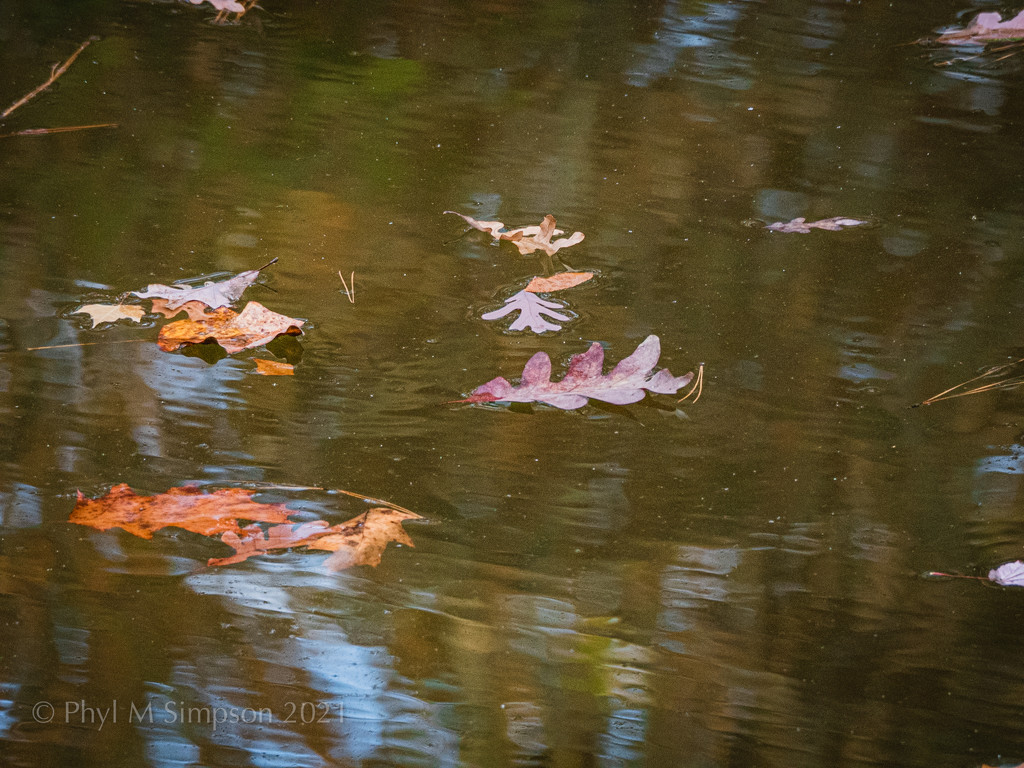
[189,0,246,11]
[482,290,572,334]
[937,10,1024,44]
[72,485,422,571]
[445,211,585,257]
[524,272,594,293]
[70,484,294,539]
[462,334,694,410]
[73,303,146,328]
[209,508,423,571]
[765,217,868,234]
[133,258,277,310]
[989,560,1024,587]
[254,358,295,376]
[157,301,304,354]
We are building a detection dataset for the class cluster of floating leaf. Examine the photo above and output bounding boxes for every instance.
[71,484,421,572]
[446,210,703,408]
[71,258,301,375]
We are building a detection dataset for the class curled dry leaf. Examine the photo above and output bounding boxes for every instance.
[445,211,585,257]
[937,11,1024,44]
[209,508,423,570]
[73,303,146,328]
[158,301,304,354]
[482,290,571,334]
[254,358,295,376]
[766,216,868,233]
[133,258,277,310]
[70,484,294,539]
[462,334,694,410]
[524,272,594,293]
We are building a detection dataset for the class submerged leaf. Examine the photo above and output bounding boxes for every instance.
[462,335,694,410]
[989,561,1024,587]
[70,484,293,539]
[482,290,572,333]
[208,508,423,570]
[133,258,277,310]
[254,358,295,375]
[445,211,585,257]
[937,10,1024,44]
[524,272,594,293]
[157,301,304,354]
[73,303,146,328]
[766,216,868,234]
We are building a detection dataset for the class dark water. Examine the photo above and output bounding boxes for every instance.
[3,0,1024,765]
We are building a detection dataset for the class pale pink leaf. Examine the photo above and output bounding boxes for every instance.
[937,10,1024,44]
[461,335,694,410]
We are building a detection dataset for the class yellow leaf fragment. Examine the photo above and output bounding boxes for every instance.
[254,358,295,376]
[524,272,594,293]
[74,303,146,328]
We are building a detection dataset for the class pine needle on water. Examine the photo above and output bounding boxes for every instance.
[916,356,1024,406]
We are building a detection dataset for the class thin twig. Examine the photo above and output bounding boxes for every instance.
[678,363,704,404]
[0,122,117,139]
[1,37,98,120]
[26,338,150,352]
[338,270,355,303]
[333,488,416,517]
[925,573,987,581]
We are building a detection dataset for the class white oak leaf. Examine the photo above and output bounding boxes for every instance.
[132,259,276,310]
[765,216,868,234]
[463,335,694,410]
[481,290,571,333]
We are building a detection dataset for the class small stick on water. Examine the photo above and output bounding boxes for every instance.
[925,571,988,581]
[26,338,150,352]
[0,122,118,139]
[678,363,704,404]
[338,270,355,303]
[1,37,98,120]
[333,488,415,517]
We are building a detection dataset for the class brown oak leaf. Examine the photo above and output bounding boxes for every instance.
[445,211,585,256]
[208,508,423,570]
[157,301,304,354]
[70,484,294,539]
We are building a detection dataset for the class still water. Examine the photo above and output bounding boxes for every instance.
[3,0,1024,765]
